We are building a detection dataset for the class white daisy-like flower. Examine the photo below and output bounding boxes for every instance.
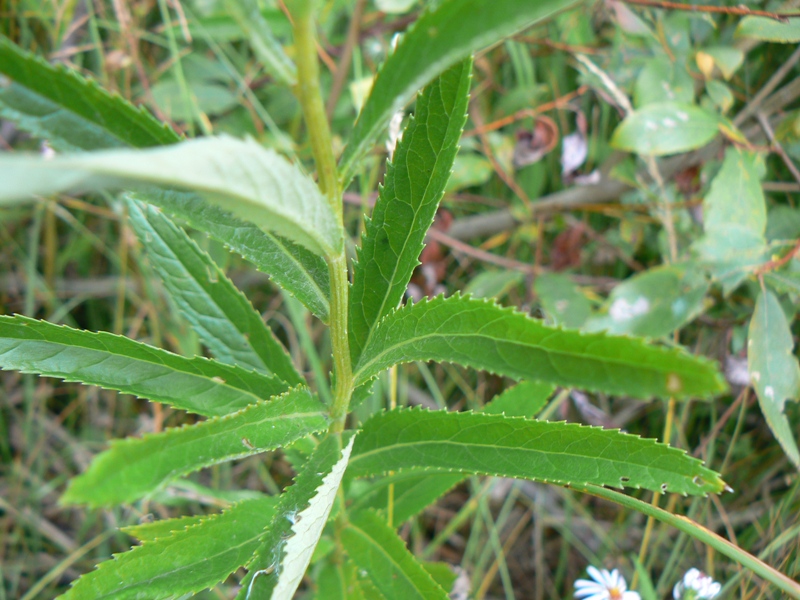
[574,566,641,600]
[673,568,721,599]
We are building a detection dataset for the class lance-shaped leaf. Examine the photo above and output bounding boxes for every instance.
[349,470,465,524]
[0,36,179,151]
[349,59,472,363]
[611,103,721,156]
[238,433,356,600]
[748,289,800,468]
[338,0,581,181]
[0,315,288,417]
[341,510,449,600]
[348,408,726,495]
[63,387,328,506]
[127,199,301,383]
[134,190,331,321]
[62,497,277,599]
[353,295,726,400]
[0,135,343,258]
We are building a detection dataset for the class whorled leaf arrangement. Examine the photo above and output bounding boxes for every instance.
[3,0,796,596]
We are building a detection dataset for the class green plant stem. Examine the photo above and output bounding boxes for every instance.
[290,0,353,432]
[577,484,800,599]
[292,2,341,210]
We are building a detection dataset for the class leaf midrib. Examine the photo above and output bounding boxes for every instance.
[354,327,698,387]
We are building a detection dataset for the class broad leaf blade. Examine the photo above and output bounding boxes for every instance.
[585,264,708,338]
[611,102,720,156]
[134,190,331,321]
[62,497,277,599]
[239,433,356,599]
[0,36,179,150]
[693,147,767,293]
[349,408,726,495]
[748,289,800,468]
[736,16,800,43]
[341,510,449,600]
[63,387,328,506]
[350,59,472,363]
[338,0,581,180]
[482,380,555,418]
[127,199,301,383]
[353,295,726,400]
[0,315,288,417]
[0,136,343,258]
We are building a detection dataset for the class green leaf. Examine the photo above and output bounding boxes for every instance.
[350,60,472,362]
[748,289,800,468]
[133,190,330,321]
[585,264,708,338]
[63,387,328,506]
[122,514,209,543]
[0,36,179,150]
[534,273,591,329]
[481,380,555,418]
[464,270,524,299]
[341,510,449,600]
[349,408,726,495]
[349,471,465,524]
[700,46,744,80]
[224,0,296,86]
[338,0,581,181]
[353,295,726,400]
[61,497,277,599]
[0,315,288,417]
[0,135,343,258]
[239,433,356,599]
[611,102,720,156]
[692,147,767,293]
[634,56,694,108]
[736,16,800,43]
[150,80,238,122]
[127,198,301,383]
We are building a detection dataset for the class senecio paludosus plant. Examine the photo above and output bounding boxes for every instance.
[0,0,796,598]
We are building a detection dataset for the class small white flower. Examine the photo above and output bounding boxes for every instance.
[673,568,721,599]
[574,566,641,600]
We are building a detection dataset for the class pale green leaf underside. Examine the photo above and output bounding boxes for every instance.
[348,408,726,495]
[338,0,581,180]
[611,102,720,156]
[132,190,330,321]
[350,59,472,363]
[0,315,288,417]
[127,199,302,383]
[63,387,328,506]
[349,471,465,524]
[342,510,449,600]
[0,36,179,151]
[238,433,356,599]
[61,497,277,600]
[354,295,726,400]
[0,135,342,258]
[748,290,800,468]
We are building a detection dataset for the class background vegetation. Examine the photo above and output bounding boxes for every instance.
[1,0,799,598]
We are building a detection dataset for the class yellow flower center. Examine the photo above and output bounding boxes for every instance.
[609,588,623,600]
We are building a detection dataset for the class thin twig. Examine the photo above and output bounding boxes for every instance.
[463,85,589,138]
[623,0,800,22]
[753,238,800,276]
[735,45,800,127]
[756,111,800,184]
